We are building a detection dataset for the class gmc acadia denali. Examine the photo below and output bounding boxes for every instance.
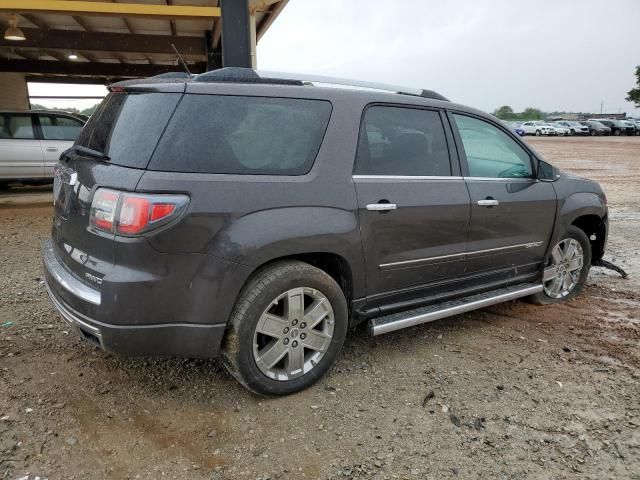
[43,69,608,395]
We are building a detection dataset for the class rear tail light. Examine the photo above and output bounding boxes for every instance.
[90,188,189,236]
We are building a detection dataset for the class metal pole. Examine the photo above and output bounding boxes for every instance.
[219,0,252,68]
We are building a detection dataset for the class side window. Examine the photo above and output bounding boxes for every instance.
[0,115,7,138]
[453,114,533,179]
[354,106,451,176]
[7,115,35,139]
[39,115,84,141]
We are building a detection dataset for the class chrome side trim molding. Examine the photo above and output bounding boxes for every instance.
[43,240,101,305]
[463,177,536,183]
[353,175,464,181]
[379,241,544,270]
[369,284,543,336]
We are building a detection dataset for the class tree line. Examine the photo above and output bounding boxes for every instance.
[30,103,100,117]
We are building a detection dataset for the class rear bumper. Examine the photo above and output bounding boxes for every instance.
[43,239,227,358]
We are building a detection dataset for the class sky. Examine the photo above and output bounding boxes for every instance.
[33,0,639,116]
[257,0,640,116]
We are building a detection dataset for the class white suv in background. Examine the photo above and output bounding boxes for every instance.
[0,110,85,187]
[520,121,554,136]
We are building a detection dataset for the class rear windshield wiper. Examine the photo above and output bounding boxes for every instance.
[68,145,110,161]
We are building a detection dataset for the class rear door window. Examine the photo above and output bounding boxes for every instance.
[39,115,84,141]
[353,105,451,176]
[5,114,35,139]
[148,95,332,175]
[75,92,181,168]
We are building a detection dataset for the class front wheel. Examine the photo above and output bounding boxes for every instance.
[535,130,542,136]
[590,130,597,136]
[222,261,348,395]
[613,129,621,136]
[529,226,591,305]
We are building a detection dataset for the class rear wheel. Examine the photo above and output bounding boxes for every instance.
[222,261,348,395]
[530,226,591,305]
[535,130,542,136]
[613,129,621,136]
[590,129,597,136]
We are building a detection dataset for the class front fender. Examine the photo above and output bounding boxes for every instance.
[558,192,606,229]
[545,191,607,263]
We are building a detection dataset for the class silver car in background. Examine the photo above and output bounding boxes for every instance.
[0,110,85,187]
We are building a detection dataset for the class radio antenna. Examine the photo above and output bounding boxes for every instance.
[171,43,192,76]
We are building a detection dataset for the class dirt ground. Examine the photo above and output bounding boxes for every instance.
[1,136,639,480]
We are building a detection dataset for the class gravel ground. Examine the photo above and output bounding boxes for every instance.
[1,136,639,480]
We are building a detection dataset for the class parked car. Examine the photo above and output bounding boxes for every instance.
[43,69,609,395]
[630,119,640,136]
[550,123,570,136]
[581,120,611,136]
[620,120,639,136]
[503,121,525,136]
[0,110,85,187]
[520,121,555,136]
[557,121,589,136]
[592,119,631,136]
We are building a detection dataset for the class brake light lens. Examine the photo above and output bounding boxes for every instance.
[90,188,189,236]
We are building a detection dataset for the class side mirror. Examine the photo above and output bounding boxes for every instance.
[537,159,557,182]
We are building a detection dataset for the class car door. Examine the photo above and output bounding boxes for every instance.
[450,112,556,277]
[37,114,85,178]
[520,122,535,135]
[0,113,44,179]
[353,105,471,307]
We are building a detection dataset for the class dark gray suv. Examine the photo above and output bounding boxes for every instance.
[43,69,608,395]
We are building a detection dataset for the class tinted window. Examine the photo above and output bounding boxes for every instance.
[354,106,450,176]
[2,115,35,139]
[39,115,84,141]
[76,92,180,168]
[149,95,332,175]
[453,114,533,179]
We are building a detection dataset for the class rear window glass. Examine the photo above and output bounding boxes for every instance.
[148,95,332,175]
[75,92,180,168]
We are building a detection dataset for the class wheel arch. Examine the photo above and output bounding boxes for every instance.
[571,214,607,263]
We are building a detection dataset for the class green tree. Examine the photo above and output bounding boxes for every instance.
[493,105,515,120]
[521,107,544,121]
[80,103,100,116]
[626,65,640,108]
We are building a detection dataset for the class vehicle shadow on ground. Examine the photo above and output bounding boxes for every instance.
[71,299,532,406]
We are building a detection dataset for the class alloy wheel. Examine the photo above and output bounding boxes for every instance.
[252,287,335,381]
[543,238,584,299]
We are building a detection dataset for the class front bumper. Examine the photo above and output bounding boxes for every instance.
[43,240,226,358]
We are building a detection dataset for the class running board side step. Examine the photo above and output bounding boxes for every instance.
[369,283,543,336]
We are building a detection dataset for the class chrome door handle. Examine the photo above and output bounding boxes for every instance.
[366,203,397,211]
[46,147,58,152]
[477,199,499,207]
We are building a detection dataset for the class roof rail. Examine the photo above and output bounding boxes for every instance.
[189,68,449,101]
[258,70,449,101]
[193,67,303,86]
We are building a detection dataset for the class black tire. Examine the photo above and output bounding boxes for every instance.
[613,129,621,136]
[590,130,597,136]
[535,130,541,136]
[0,182,9,190]
[529,226,591,305]
[222,261,348,396]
